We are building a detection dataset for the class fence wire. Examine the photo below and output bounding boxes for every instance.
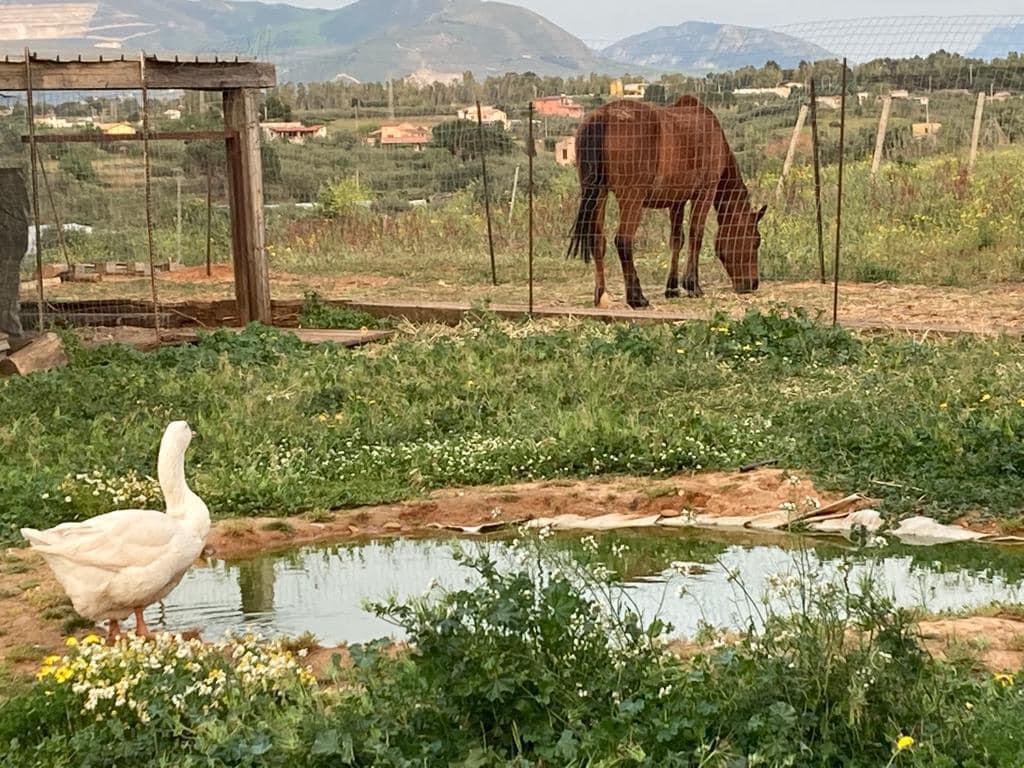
[2,16,1023,339]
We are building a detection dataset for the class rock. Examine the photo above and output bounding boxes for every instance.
[890,516,987,545]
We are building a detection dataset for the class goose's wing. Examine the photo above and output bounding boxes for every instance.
[22,509,194,572]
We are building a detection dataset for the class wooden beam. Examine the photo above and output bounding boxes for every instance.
[0,58,275,91]
[223,88,271,324]
[22,130,238,144]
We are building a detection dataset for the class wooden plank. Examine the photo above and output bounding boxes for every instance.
[0,332,67,376]
[21,312,175,330]
[223,88,271,324]
[0,58,275,91]
[77,326,392,351]
[19,277,60,294]
[0,332,9,355]
[870,95,892,178]
[22,131,237,144]
[290,328,393,346]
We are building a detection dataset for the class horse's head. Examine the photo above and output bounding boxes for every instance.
[716,203,766,294]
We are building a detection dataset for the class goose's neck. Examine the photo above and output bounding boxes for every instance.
[158,442,191,511]
[158,442,211,541]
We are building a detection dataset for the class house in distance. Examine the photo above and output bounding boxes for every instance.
[261,121,327,144]
[366,123,433,150]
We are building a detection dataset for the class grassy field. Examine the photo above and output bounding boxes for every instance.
[2,308,1023,544]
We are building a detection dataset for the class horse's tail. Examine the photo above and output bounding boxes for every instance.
[568,117,606,264]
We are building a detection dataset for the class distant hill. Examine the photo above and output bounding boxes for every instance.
[601,21,835,73]
[0,0,609,82]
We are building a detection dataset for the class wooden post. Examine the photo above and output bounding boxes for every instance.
[23,49,44,333]
[809,77,826,284]
[527,102,535,317]
[223,87,271,325]
[968,91,986,172]
[775,103,808,199]
[508,164,519,225]
[833,60,848,328]
[140,53,161,334]
[175,175,183,264]
[206,165,213,277]
[476,100,497,286]
[870,95,892,178]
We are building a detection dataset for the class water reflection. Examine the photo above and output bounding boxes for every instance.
[148,532,1024,645]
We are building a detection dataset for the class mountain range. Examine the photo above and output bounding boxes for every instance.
[600,21,833,72]
[1,1,1022,83]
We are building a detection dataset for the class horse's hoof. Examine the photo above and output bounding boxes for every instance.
[665,287,680,299]
[685,287,704,299]
[628,297,650,309]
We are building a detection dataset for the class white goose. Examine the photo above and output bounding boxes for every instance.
[22,421,210,639]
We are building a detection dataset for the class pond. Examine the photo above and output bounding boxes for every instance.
[148,530,1024,644]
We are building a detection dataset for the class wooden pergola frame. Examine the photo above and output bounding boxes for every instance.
[2,53,276,324]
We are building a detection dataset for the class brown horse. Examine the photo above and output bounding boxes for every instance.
[568,96,766,308]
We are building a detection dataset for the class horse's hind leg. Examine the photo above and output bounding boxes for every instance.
[682,192,713,298]
[592,193,609,307]
[665,202,686,298]
[615,197,649,309]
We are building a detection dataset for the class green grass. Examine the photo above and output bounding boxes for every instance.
[1,309,1022,543]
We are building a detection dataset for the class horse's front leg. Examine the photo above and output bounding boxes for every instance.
[665,202,686,298]
[615,198,648,309]
[682,193,713,298]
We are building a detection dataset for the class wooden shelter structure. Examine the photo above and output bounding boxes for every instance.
[0,53,276,324]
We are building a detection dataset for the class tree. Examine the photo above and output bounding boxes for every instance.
[430,120,513,160]
[262,142,282,184]
[58,147,99,184]
[183,140,225,176]
[644,84,667,104]
[262,94,293,122]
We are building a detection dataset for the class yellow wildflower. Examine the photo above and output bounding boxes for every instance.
[980,393,992,402]
[334,413,344,421]
[1018,399,1024,407]
[82,634,101,646]
[939,402,948,410]
[64,637,78,647]
[36,666,55,681]
[896,735,914,751]
[995,672,1014,687]
[317,414,328,423]
[42,655,61,666]
[53,665,74,684]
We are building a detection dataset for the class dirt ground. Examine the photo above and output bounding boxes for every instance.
[3,469,1023,681]
[34,268,1024,336]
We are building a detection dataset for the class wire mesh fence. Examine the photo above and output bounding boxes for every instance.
[2,17,1023,339]
[251,20,1024,333]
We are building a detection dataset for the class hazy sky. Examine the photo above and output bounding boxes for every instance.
[262,0,1024,43]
